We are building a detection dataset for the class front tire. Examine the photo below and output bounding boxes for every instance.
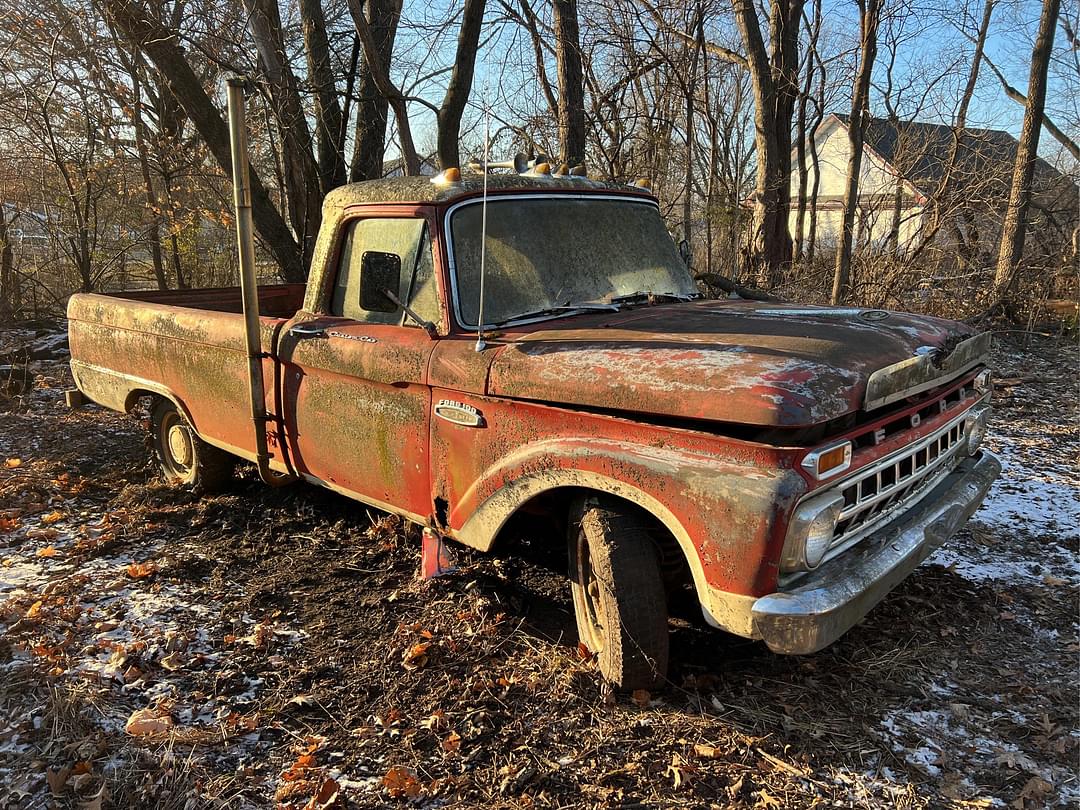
[149,399,234,492]
[568,497,669,690]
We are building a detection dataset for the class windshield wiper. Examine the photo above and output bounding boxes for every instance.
[606,290,700,306]
[491,303,618,327]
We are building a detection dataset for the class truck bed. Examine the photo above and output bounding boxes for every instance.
[107,283,306,318]
[67,284,304,468]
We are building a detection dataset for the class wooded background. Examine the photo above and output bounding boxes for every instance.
[0,0,1076,323]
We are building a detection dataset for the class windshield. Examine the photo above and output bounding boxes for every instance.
[449,196,696,327]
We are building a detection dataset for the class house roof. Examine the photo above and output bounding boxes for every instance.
[830,114,1069,194]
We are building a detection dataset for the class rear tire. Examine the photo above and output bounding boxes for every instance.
[568,496,669,690]
[149,399,234,492]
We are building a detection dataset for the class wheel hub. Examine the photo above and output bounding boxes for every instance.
[167,424,193,468]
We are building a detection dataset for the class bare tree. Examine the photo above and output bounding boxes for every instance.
[992,0,1061,301]
[104,0,305,281]
[831,0,882,304]
[553,0,586,165]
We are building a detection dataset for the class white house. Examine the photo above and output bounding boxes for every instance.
[789,113,1077,256]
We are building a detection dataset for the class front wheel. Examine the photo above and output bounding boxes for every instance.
[568,497,669,690]
[149,399,235,492]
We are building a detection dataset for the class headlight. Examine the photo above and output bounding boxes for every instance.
[965,404,991,455]
[781,492,844,573]
[800,441,852,480]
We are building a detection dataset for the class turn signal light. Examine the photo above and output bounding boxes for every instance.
[801,441,852,480]
[533,162,551,175]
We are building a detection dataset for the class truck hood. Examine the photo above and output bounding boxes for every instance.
[487,300,978,428]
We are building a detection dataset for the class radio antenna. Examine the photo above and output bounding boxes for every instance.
[474,98,491,352]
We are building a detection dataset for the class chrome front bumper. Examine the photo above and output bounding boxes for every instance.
[751,450,1001,655]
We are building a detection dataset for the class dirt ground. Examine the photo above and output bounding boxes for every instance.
[0,324,1077,809]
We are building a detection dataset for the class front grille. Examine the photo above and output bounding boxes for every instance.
[824,412,969,561]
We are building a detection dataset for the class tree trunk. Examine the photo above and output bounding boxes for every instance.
[0,208,14,322]
[805,64,825,265]
[349,2,397,182]
[731,0,803,288]
[347,0,420,176]
[243,0,322,266]
[105,0,305,281]
[553,0,586,165]
[437,0,486,170]
[831,0,880,304]
[128,56,168,290]
[992,0,1060,300]
[299,0,347,190]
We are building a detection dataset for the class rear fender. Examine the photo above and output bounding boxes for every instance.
[71,359,197,429]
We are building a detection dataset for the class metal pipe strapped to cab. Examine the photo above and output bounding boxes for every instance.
[225,76,293,487]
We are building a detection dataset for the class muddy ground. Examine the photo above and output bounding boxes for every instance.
[0,325,1076,809]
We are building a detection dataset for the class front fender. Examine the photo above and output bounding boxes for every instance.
[448,436,806,629]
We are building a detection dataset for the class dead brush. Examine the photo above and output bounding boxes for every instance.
[37,678,204,809]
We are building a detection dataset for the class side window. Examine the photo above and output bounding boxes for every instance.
[331,218,438,326]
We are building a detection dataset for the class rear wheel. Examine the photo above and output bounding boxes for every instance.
[568,497,669,690]
[150,399,234,492]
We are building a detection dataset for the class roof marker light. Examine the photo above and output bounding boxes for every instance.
[430,167,462,185]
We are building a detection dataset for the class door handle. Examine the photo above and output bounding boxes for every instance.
[290,323,326,338]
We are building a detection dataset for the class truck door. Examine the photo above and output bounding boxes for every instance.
[279,212,442,521]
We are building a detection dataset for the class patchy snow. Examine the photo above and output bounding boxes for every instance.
[878,705,1078,807]
[968,443,1080,537]
[925,426,1080,584]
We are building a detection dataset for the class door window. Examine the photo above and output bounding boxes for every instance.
[330,218,439,327]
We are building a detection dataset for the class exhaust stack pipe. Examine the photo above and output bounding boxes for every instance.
[226,77,293,487]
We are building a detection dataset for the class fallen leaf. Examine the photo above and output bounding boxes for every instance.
[27,527,59,540]
[158,652,185,671]
[41,511,64,525]
[442,731,462,753]
[421,710,448,730]
[402,641,431,670]
[122,665,143,683]
[303,778,341,810]
[1013,776,1052,808]
[693,743,724,759]
[46,764,71,796]
[124,707,173,737]
[125,561,157,579]
[382,766,422,798]
[754,789,783,809]
[76,782,105,810]
[36,546,59,558]
[4,458,21,468]
[26,600,43,618]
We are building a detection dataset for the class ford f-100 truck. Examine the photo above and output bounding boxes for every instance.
[67,169,1001,690]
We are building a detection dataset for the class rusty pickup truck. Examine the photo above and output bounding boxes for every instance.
[67,172,1000,689]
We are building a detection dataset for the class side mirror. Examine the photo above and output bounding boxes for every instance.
[359,251,401,312]
[678,239,691,266]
